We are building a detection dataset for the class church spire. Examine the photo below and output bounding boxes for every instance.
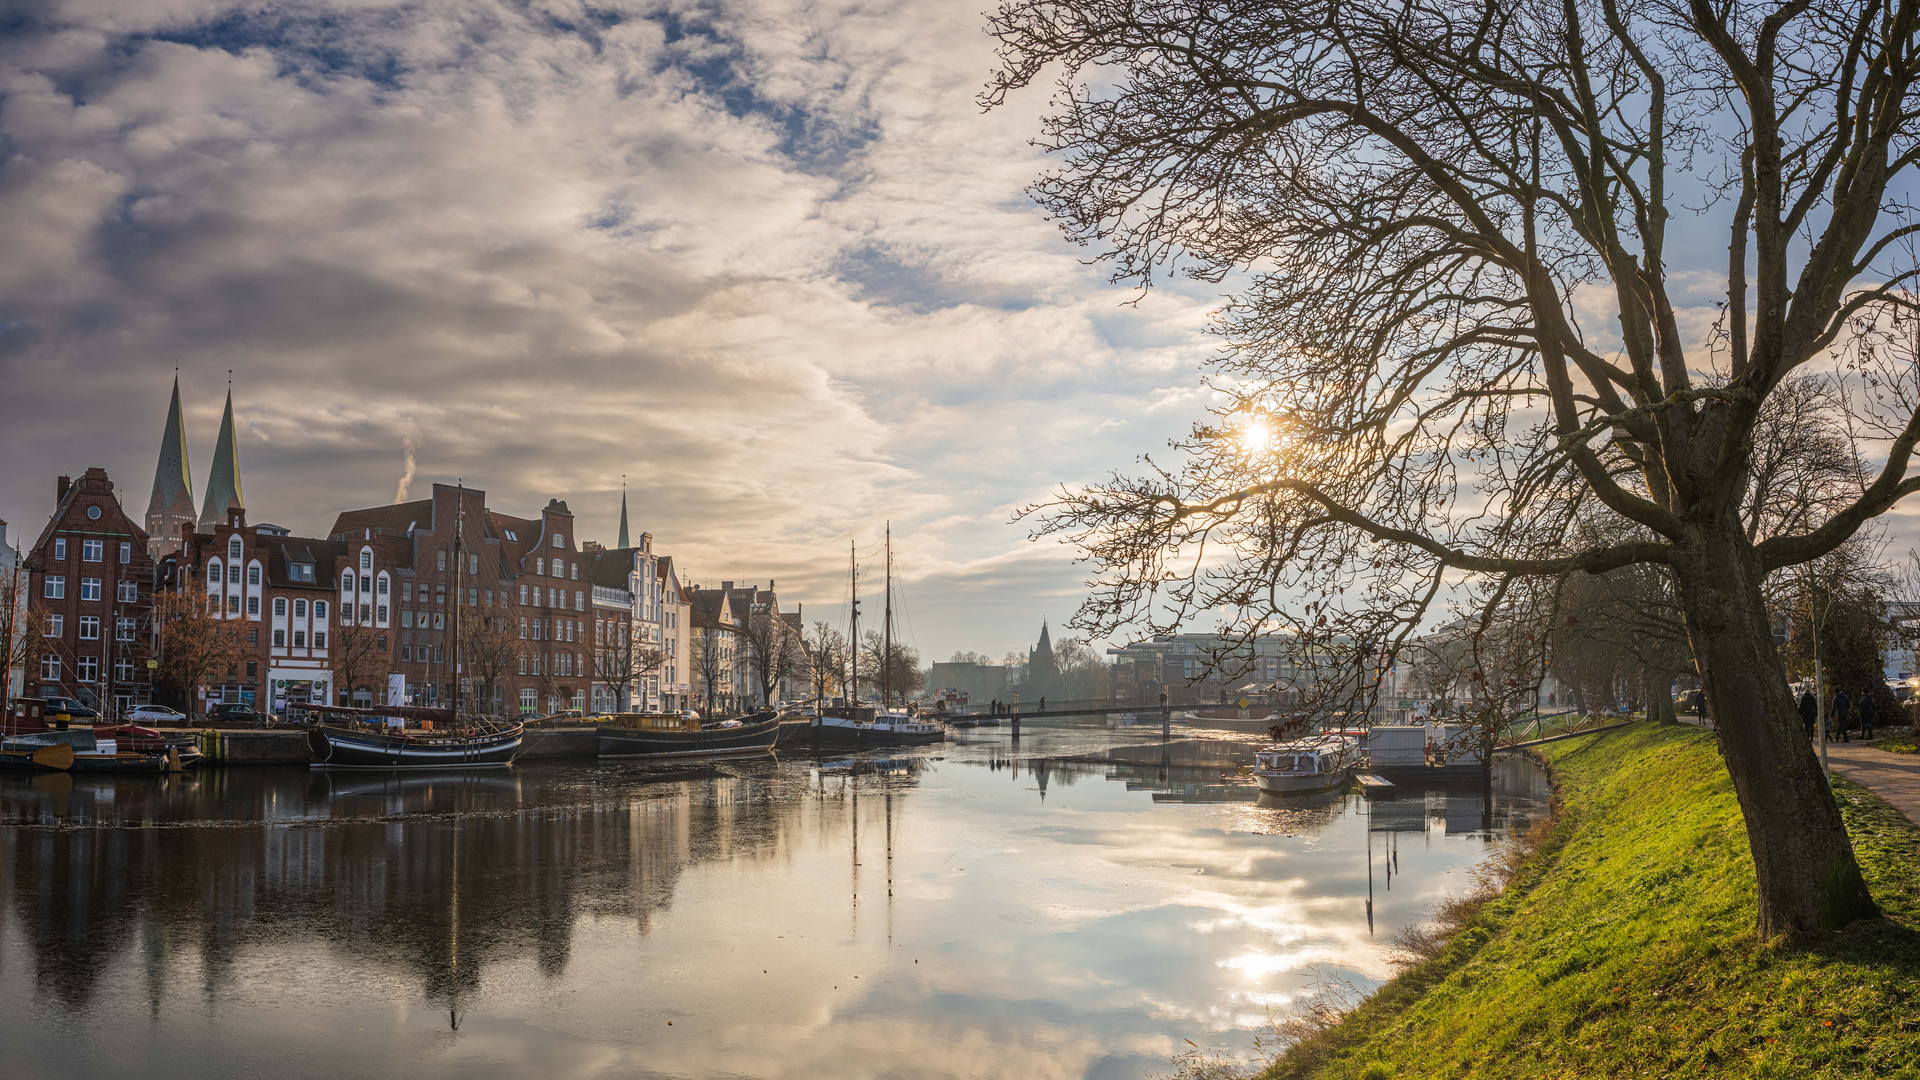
[618,480,630,549]
[199,382,244,527]
[146,373,197,557]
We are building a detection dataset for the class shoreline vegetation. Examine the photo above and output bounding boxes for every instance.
[1173,723,1920,1079]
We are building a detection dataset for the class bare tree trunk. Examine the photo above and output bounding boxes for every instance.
[1646,667,1679,725]
[1677,527,1876,936]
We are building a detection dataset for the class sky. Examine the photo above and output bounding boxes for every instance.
[0,0,1228,663]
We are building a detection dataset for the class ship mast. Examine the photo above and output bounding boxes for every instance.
[848,538,859,707]
[882,522,892,710]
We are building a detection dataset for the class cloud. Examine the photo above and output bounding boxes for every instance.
[0,0,1218,659]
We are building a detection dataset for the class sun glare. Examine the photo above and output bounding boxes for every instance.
[1236,415,1277,458]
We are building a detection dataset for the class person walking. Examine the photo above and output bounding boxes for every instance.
[1859,688,1877,741]
[1832,687,1852,743]
[1691,689,1708,727]
[1798,687,1819,739]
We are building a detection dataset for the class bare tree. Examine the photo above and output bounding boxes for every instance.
[803,621,846,703]
[461,604,520,717]
[858,630,923,706]
[153,579,246,721]
[598,617,664,713]
[986,0,1920,935]
[741,609,802,708]
[331,622,385,710]
[0,563,46,718]
[692,625,728,715]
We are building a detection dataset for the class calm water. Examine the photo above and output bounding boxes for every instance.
[0,729,1547,1079]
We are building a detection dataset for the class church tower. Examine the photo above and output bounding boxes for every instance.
[146,375,197,558]
[618,486,631,550]
[199,387,245,528]
[1028,620,1058,695]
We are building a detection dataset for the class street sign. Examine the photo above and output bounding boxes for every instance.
[1237,697,1251,710]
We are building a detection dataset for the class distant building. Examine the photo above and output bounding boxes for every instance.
[144,376,198,559]
[22,468,156,714]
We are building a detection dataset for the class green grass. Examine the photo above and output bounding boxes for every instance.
[1267,724,1920,1079]
[1873,729,1919,755]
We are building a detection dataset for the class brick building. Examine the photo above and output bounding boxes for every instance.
[331,484,593,716]
[23,468,155,714]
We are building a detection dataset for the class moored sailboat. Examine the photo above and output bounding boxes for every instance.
[810,528,944,748]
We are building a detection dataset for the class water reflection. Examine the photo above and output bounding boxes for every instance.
[0,738,1546,1079]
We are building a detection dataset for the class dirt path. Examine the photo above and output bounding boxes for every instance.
[1823,741,1920,826]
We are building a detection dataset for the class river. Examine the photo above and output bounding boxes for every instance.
[0,729,1548,1079]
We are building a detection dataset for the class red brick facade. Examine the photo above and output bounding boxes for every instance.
[22,468,155,713]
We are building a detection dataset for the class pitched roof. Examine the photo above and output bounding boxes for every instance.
[591,547,637,589]
[331,498,434,539]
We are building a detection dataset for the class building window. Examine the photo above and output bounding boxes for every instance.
[121,541,132,564]
[361,548,373,572]
[553,534,564,549]
[342,571,354,595]
[294,630,306,647]
[402,610,413,628]
[575,591,584,611]
[227,595,240,613]
[519,584,528,604]
[115,657,135,682]
[247,627,258,645]
[79,616,99,640]
[519,617,527,639]
[517,655,528,675]
[229,563,241,584]
[77,655,98,682]
[433,646,444,663]
[520,688,537,713]
[377,604,388,623]
[46,614,62,637]
[116,617,135,641]
[570,563,578,581]
[274,629,286,647]
[41,654,60,680]
[401,645,413,662]
[246,661,257,678]
[377,576,388,596]
[53,538,66,561]
[360,575,371,594]
[274,597,287,616]
[361,603,372,623]
[249,564,261,585]
[315,601,327,620]
[402,580,413,601]
[533,586,543,606]
[484,589,492,605]
[247,596,260,616]
[435,585,446,605]
[207,560,220,584]
[536,557,545,576]
[437,550,447,571]
[118,580,139,602]
[229,537,242,560]
[433,613,444,630]
[82,539,103,562]
[45,576,65,599]
[295,599,310,618]
[314,632,327,649]
[80,578,101,601]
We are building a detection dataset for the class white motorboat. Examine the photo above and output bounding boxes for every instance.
[1252,735,1359,795]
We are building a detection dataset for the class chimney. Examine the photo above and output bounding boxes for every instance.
[57,475,71,502]
[721,580,733,592]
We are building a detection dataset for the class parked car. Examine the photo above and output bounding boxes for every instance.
[127,704,187,724]
[40,697,101,720]
[206,702,266,726]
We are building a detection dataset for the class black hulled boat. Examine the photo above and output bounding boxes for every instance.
[598,711,779,758]
[303,706,524,770]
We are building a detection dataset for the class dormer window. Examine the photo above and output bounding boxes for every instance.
[504,530,517,542]
[289,562,315,583]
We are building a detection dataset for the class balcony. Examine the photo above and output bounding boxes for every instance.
[592,585,634,608]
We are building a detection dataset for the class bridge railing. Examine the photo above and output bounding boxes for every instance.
[944,695,1198,716]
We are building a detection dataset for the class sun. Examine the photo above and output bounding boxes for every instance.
[1235,415,1276,458]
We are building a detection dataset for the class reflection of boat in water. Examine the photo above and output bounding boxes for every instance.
[817,756,923,778]
[1106,712,1143,728]
[1253,735,1358,795]
[1254,785,1346,811]
[598,713,780,758]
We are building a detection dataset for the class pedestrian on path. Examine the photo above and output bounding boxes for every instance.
[1859,689,1877,740]
[1691,689,1708,727]
[1799,688,1818,738]
[1833,688,1852,743]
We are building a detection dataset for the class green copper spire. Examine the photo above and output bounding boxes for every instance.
[199,386,244,526]
[148,375,194,520]
[618,484,630,550]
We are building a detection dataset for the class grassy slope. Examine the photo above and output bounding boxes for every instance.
[1272,724,1920,1079]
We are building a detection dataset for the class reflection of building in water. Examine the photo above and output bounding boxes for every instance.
[0,763,878,1015]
